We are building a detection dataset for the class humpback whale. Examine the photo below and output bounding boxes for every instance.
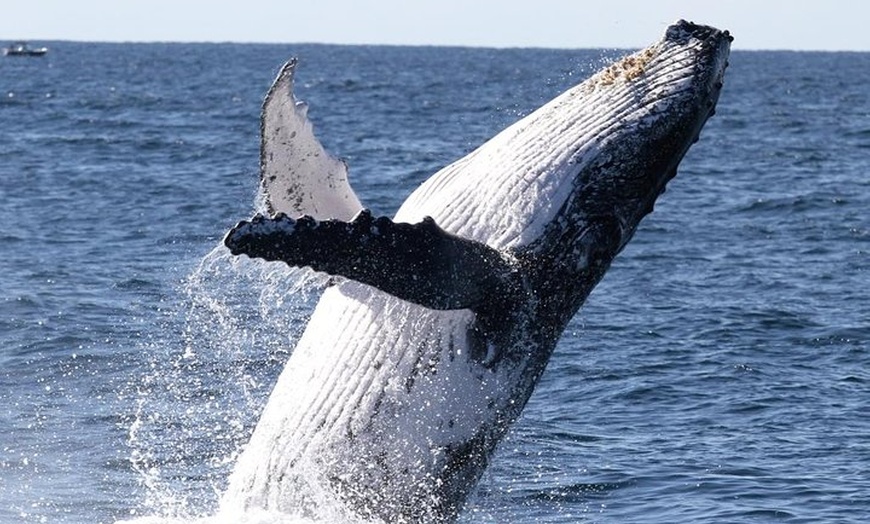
[221,20,731,523]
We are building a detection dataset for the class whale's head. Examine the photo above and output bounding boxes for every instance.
[524,20,732,322]
[562,20,732,255]
[393,20,731,323]
[392,20,731,326]
[397,20,731,263]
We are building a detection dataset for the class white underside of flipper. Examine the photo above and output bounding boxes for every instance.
[260,59,363,221]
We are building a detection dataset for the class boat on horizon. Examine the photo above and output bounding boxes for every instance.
[4,42,48,56]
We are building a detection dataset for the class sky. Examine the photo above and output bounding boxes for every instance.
[1,0,868,51]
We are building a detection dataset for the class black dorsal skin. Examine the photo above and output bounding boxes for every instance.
[225,209,525,314]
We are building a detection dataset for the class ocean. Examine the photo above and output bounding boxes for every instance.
[1,41,868,523]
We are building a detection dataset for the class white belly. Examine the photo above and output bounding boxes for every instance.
[221,281,514,514]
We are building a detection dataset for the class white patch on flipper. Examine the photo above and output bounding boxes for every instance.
[261,59,363,221]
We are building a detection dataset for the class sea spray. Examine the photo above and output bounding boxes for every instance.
[124,243,329,520]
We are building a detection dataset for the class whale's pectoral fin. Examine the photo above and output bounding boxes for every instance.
[260,58,364,221]
[224,210,523,312]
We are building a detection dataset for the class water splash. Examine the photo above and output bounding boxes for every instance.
[123,241,336,522]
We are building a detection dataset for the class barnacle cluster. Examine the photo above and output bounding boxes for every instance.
[594,47,658,87]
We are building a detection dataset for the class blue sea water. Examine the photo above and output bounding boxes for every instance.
[1,41,869,523]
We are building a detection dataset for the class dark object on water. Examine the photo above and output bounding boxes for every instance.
[4,42,48,57]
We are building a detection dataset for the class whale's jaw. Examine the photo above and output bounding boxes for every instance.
[512,20,732,331]
[221,20,731,524]
[580,19,732,255]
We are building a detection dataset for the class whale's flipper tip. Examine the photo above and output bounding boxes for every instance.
[260,57,363,221]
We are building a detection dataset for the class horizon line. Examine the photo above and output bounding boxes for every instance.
[3,37,868,54]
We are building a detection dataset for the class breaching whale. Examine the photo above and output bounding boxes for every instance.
[221,20,731,523]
